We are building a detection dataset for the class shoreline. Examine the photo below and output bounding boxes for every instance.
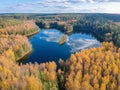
[16,48,32,62]
[26,29,40,37]
[17,29,40,62]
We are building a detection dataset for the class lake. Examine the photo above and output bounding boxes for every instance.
[20,29,100,64]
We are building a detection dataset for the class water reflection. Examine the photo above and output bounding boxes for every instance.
[20,29,100,64]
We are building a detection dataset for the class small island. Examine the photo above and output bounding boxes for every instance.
[58,35,67,45]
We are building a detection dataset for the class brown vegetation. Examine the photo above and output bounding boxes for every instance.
[0,35,32,61]
[58,42,120,90]
[0,55,58,90]
[58,35,67,45]
[0,20,39,36]
[0,19,39,62]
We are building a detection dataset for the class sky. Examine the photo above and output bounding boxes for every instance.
[0,0,120,13]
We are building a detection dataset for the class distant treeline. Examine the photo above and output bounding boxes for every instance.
[34,13,120,47]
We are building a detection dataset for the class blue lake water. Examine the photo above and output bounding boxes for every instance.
[21,29,100,64]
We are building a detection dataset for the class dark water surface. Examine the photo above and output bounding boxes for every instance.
[20,29,100,64]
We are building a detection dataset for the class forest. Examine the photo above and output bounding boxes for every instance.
[58,42,120,90]
[1,42,120,90]
[0,13,120,90]
[0,17,39,61]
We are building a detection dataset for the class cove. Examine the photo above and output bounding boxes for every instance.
[19,29,101,64]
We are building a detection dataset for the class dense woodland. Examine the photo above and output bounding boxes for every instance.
[1,42,120,90]
[0,14,120,90]
[0,19,39,36]
[58,42,120,90]
[0,35,32,61]
[0,56,58,90]
[0,17,39,62]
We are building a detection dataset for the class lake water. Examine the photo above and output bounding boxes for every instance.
[20,29,100,64]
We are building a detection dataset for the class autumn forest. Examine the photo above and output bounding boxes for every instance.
[0,13,120,90]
